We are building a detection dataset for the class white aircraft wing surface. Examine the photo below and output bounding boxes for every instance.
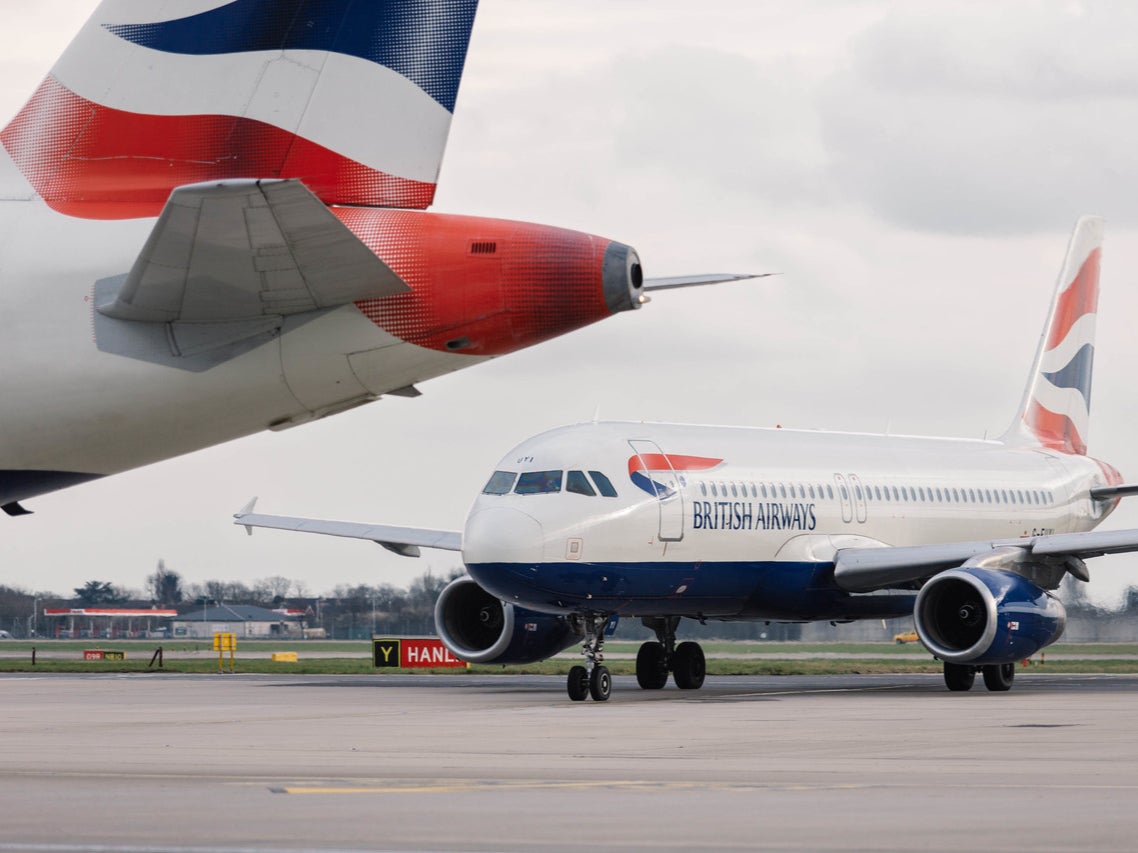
[834,527,1138,593]
[234,500,461,558]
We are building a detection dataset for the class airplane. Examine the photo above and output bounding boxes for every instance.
[0,0,753,515]
[237,215,1138,701]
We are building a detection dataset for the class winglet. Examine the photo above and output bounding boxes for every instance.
[235,497,258,536]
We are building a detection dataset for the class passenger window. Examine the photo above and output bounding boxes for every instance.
[588,471,618,497]
[711,483,719,497]
[731,484,738,497]
[780,484,788,498]
[761,483,769,498]
[827,485,834,500]
[809,485,816,499]
[566,470,596,496]
[751,484,758,498]
[515,470,562,494]
[919,487,926,501]
[892,487,899,501]
[482,470,517,495]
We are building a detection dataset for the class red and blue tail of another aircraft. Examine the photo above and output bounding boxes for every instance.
[0,0,478,219]
[1005,216,1104,456]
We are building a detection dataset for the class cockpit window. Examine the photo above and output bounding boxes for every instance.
[566,470,596,496]
[589,471,618,497]
[515,470,563,494]
[482,470,516,495]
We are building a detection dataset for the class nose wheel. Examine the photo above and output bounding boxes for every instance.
[567,615,612,702]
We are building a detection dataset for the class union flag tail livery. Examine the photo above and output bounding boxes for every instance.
[0,2,754,512]
[239,215,1138,701]
[1007,215,1104,456]
[2,0,476,218]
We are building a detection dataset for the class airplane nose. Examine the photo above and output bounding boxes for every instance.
[462,506,544,565]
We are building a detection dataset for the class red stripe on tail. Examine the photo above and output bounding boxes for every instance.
[0,77,435,220]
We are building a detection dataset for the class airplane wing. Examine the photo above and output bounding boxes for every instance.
[834,527,1138,593]
[641,273,773,291]
[233,499,461,558]
[96,179,408,357]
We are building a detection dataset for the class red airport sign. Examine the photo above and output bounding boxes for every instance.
[373,638,468,669]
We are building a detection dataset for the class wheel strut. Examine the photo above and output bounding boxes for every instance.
[566,614,611,702]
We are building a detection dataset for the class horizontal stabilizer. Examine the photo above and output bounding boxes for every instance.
[641,273,771,291]
[97,179,409,327]
[834,526,1138,592]
[234,504,462,559]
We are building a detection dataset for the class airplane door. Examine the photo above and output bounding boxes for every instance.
[849,473,868,523]
[628,439,684,542]
[834,473,853,523]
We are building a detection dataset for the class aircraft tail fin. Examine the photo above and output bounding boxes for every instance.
[0,0,479,220]
[1003,216,1104,455]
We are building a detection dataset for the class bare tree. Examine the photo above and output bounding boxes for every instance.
[146,560,183,607]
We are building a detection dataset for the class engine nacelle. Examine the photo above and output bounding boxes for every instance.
[914,568,1066,665]
[434,576,582,665]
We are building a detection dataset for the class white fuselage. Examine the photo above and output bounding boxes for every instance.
[460,421,1116,618]
[0,195,479,485]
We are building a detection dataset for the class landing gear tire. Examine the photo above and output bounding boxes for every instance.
[636,641,669,689]
[944,662,975,692]
[672,641,706,690]
[589,665,612,702]
[982,663,1015,692]
[567,665,590,701]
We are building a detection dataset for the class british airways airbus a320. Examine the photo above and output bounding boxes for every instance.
[238,216,1138,701]
[0,1,751,515]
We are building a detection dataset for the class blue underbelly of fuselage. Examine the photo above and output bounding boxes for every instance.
[466,559,916,621]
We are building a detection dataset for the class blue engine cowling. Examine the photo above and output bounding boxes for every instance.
[434,576,582,665]
[914,568,1066,665]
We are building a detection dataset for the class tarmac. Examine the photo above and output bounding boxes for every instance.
[1,671,1137,852]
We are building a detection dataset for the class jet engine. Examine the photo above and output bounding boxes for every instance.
[914,568,1066,665]
[434,576,582,665]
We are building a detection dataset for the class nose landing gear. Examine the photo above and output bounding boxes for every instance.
[567,614,611,702]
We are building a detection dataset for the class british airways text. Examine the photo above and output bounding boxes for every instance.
[692,501,817,531]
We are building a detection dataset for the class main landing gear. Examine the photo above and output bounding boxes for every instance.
[566,615,708,701]
[567,615,612,702]
[943,661,1015,692]
[636,616,706,691]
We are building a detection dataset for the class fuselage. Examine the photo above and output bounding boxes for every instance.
[461,421,1118,620]
[0,190,641,503]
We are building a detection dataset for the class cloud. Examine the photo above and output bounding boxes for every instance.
[819,3,1138,234]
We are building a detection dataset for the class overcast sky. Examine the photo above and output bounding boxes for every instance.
[4,1,1138,607]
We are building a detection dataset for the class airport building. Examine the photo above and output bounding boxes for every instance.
[169,604,303,639]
